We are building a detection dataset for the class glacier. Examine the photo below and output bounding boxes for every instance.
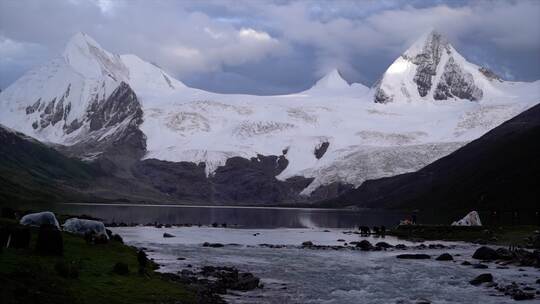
[0,31,539,198]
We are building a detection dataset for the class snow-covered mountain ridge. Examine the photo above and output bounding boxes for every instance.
[0,31,538,200]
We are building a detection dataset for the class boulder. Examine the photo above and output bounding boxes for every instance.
[435,253,453,261]
[472,246,498,260]
[396,254,431,259]
[301,241,314,247]
[472,263,488,269]
[356,240,373,251]
[375,242,393,249]
[20,211,59,229]
[452,211,482,226]
[111,234,123,243]
[233,273,260,291]
[163,232,175,238]
[137,250,149,268]
[395,244,408,250]
[203,242,224,248]
[63,218,109,239]
[512,290,534,301]
[36,224,63,256]
[495,248,513,260]
[469,273,493,285]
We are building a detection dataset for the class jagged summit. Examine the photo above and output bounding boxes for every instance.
[403,30,450,58]
[374,30,488,104]
[0,32,538,202]
[311,69,349,90]
[63,32,128,80]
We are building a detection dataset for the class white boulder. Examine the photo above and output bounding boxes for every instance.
[63,218,109,239]
[20,211,60,229]
[452,211,482,226]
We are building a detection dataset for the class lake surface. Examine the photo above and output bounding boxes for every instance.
[30,203,408,229]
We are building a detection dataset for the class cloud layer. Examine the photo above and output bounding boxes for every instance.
[1,0,539,94]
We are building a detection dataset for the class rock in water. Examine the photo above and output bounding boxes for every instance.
[472,246,498,260]
[469,273,493,285]
[452,211,482,226]
[20,211,60,229]
[435,253,453,261]
[396,254,431,259]
[356,240,374,251]
[163,232,175,238]
[495,248,513,260]
[36,224,63,256]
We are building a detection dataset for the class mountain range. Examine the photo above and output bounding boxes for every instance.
[0,30,538,205]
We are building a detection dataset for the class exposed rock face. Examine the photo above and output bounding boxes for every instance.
[211,154,310,204]
[374,87,391,104]
[87,82,140,131]
[479,67,502,82]
[132,153,342,204]
[61,82,146,166]
[375,30,485,103]
[409,31,449,97]
[133,159,212,202]
[314,141,330,159]
[434,57,482,101]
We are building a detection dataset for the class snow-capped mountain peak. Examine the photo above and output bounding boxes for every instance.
[63,32,128,80]
[311,69,349,90]
[0,32,538,201]
[403,30,450,59]
[375,30,488,103]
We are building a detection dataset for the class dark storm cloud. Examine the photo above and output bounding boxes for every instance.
[0,0,539,94]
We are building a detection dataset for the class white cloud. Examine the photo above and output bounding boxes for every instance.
[0,0,538,92]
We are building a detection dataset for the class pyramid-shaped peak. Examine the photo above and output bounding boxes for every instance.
[63,32,127,79]
[404,29,451,58]
[312,69,349,90]
[64,32,103,52]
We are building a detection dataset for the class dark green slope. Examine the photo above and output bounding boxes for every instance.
[320,103,540,214]
[0,125,101,204]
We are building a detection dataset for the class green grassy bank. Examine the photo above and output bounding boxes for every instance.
[0,218,197,304]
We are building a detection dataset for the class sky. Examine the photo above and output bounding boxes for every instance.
[1,0,539,94]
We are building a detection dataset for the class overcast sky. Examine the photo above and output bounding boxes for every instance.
[1,0,539,94]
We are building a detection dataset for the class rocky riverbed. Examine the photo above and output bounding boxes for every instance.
[112,226,540,304]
